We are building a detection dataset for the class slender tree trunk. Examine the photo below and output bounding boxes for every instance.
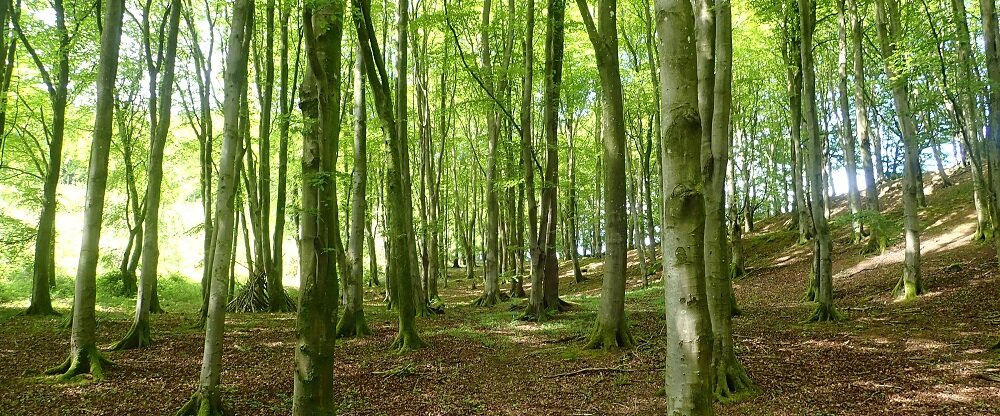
[837,0,862,241]
[656,0,714,410]
[540,0,567,313]
[704,0,752,400]
[801,0,839,321]
[781,7,812,243]
[113,0,181,350]
[978,0,1000,268]
[875,0,923,300]
[175,0,252,413]
[337,36,371,339]
[269,0,296,311]
[518,0,546,320]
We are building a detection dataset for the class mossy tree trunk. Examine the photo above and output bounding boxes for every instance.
[800,0,840,321]
[655,0,715,411]
[540,0,568,314]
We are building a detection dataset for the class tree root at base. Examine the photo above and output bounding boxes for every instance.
[891,276,925,301]
[175,392,226,416]
[45,345,113,381]
[336,308,372,339]
[110,319,152,350]
[584,322,635,350]
[713,357,754,403]
[470,291,509,307]
[389,330,427,353]
[803,303,844,323]
[21,303,59,317]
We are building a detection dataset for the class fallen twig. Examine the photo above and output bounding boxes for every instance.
[544,366,660,378]
[974,372,1000,383]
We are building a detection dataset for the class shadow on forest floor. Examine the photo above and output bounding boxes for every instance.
[1,169,999,415]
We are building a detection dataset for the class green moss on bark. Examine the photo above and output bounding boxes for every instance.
[713,355,754,403]
[45,344,112,381]
[804,302,843,323]
[175,392,226,416]
[336,307,372,339]
[390,327,426,353]
[584,321,635,350]
[111,319,152,350]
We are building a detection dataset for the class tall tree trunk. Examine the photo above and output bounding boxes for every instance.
[112,0,182,350]
[979,0,1000,268]
[704,0,752,400]
[175,0,252,412]
[801,0,839,321]
[353,0,425,351]
[780,5,812,244]
[540,0,567,313]
[875,0,923,300]
[518,0,546,320]
[837,0,862,242]
[656,0,715,410]
[46,0,124,381]
[337,36,372,339]
[269,0,297,312]
[577,0,633,349]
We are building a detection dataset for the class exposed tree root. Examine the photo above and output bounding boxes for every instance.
[110,319,151,350]
[470,291,509,307]
[45,344,113,381]
[729,262,746,280]
[802,273,817,302]
[859,232,888,255]
[21,303,59,317]
[545,297,574,313]
[415,301,444,317]
[336,308,372,339]
[175,391,226,416]
[61,308,74,329]
[517,304,549,322]
[803,302,843,323]
[713,356,754,403]
[891,276,925,301]
[390,329,427,353]
[971,223,993,242]
[584,322,635,350]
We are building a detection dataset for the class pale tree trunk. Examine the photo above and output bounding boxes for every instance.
[704,0,752,400]
[655,0,715,411]
[337,37,371,339]
[566,115,586,283]
[875,0,923,300]
[800,0,839,321]
[47,0,123,380]
[112,0,181,351]
[175,0,252,413]
[353,0,425,351]
[577,0,633,350]
[837,0,862,242]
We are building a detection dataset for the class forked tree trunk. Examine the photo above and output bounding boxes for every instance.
[113,0,182,351]
[175,0,252,413]
[46,0,123,381]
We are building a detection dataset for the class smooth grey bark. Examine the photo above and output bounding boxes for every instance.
[978,0,1000,267]
[46,0,124,381]
[655,0,715,411]
[175,0,252,413]
[875,0,923,300]
[779,4,812,244]
[705,0,752,401]
[800,0,839,321]
[577,0,633,350]
[113,0,182,351]
[337,36,371,339]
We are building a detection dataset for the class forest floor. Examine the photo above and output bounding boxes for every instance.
[2,169,1000,415]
